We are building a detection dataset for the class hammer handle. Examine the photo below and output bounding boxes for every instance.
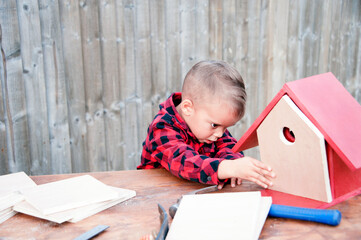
[269,204,341,226]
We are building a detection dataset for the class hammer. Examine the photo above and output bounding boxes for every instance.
[168,186,341,226]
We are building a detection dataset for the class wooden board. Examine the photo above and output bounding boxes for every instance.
[69,186,136,223]
[257,95,332,202]
[0,172,37,198]
[0,172,37,223]
[254,196,273,239]
[166,192,271,240]
[0,209,16,224]
[0,192,24,212]
[19,175,119,215]
[14,186,136,224]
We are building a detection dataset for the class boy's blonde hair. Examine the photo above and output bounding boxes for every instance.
[182,60,247,118]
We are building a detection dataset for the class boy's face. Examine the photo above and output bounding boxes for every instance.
[187,100,240,144]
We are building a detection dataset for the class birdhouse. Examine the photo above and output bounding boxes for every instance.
[232,72,361,209]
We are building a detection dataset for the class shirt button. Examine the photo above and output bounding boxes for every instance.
[207,176,212,182]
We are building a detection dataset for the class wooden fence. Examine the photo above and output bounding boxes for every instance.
[0,0,360,175]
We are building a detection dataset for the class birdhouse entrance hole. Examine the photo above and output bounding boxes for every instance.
[282,127,295,144]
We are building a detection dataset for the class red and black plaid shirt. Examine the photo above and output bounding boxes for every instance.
[137,92,244,185]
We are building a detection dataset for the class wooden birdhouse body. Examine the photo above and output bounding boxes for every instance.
[233,73,361,208]
[257,95,332,203]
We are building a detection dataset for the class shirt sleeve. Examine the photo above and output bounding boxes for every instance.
[214,130,244,159]
[144,120,226,185]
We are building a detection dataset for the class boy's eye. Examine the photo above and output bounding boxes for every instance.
[211,123,218,128]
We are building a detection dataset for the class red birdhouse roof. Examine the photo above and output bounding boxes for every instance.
[233,72,361,171]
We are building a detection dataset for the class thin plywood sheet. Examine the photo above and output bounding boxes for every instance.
[14,186,136,224]
[0,172,37,198]
[166,192,271,240]
[20,175,119,215]
[0,192,24,212]
[0,172,36,222]
[0,210,17,224]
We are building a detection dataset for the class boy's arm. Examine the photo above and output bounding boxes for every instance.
[143,122,227,185]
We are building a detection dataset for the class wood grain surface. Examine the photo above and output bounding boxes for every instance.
[0,169,360,240]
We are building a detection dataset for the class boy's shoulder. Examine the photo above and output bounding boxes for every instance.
[151,93,182,127]
[150,109,179,132]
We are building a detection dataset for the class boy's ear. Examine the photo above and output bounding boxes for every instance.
[180,99,194,116]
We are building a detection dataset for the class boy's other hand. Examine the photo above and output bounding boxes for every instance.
[217,177,242,190]
[217,156,276,189]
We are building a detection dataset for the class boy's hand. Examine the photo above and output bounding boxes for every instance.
[217,178,242,190]
[217,156,276,189]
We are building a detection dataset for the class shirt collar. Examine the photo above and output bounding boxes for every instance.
[161,92,198,140]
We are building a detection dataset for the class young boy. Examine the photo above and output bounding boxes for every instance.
[137,60,275,189]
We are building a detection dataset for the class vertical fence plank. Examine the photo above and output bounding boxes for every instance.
[267,0,289,100]
[302,1,322,78]
[135,0,152,161]
[58,0,88,173]
[328,1,343,80]
[124,100,139,170]
[195,0,209,60]
[122,0,136,99]
[149,0,167,117]
[286,0,301,82]
[354,0,361,103]
[318,0,332,76]
[338,1,360,93]
[135,0,152,101]
[79,0,107,171]
[165,0,181,94]
[234,0,248,87]
[0,24,9,174]
[114,0,127,170]
[16,0,50,175]
[245,0,262,123]
[257,0,271,113]
[209,0,222,60]
[1,53,30,174]
[0,1,31,173]
[180,0,197,80]
[99,0,122,170]
[38,0,71,174]
[221,0,236,66]
[122,0,139,170]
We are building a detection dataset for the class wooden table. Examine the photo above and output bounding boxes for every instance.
[0,169,360,239]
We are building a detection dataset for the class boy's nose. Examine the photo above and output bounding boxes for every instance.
[214,129,224,138]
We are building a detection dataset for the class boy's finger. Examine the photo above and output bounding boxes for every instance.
[253,159,273,171]
[260,168,276,178]
[231,178,236,187]
[251,174,273,188]
[250,177,268,189]
[237,178,242,185]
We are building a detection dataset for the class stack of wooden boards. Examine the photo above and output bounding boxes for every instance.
[0,172,136,224]
[0,172,37,223]
[166,192,271,240]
